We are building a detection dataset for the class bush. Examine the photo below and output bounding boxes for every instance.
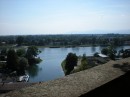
[101,48,108,55]
[94,52,99,57]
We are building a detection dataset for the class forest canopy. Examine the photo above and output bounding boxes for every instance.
[0,34,130,47]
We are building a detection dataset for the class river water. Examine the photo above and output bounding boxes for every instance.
[28,46,130,82]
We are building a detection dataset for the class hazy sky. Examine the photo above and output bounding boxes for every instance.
[0,0,130,35]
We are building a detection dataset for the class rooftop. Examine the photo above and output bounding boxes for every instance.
[98,53,108,58]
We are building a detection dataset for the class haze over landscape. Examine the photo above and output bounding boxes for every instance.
[0,0,130,35]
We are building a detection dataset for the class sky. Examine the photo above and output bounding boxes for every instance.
[0,0,130,35]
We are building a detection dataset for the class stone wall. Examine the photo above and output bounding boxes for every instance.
[0,58,130,97]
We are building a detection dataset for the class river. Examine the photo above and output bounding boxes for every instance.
[27,46,130,82]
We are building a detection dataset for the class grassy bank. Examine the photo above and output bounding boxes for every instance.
[61,60,67,75]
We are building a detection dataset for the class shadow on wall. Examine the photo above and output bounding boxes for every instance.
[113,62,130,72]
[80,65,130,97]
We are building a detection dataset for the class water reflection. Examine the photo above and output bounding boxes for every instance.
[115,46,124,52]
[91,46,96,52]
[72,47,79,53]
[27,65,42,78]
[99,46,103,51]
[61,47,68,51]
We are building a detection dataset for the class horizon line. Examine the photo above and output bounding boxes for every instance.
[0,33,130,36]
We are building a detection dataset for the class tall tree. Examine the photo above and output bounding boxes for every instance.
[108,45,117,60]
[26,46,41,59]
[16,48,26,57]
[7,49,18,71]
[81,54,88,70]
[65,53,78,75]
[101,48,109,55]
[17,57,29,75]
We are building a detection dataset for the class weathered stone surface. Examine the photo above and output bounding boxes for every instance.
[0,58,130,97]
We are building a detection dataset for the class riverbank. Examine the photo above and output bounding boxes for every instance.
[61,56,109,75]
[1,44,130,49]
[0,45,95,49]
[27,44,130,48]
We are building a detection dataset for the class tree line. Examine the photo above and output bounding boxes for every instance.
[0,34,130,46]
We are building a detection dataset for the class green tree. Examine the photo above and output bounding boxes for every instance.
[94,52,99,57]
[81,54,88,70]
[108,45,117,60]
[7,49,18,71]
[16,36,24,46]
[26,46,41,59]
[0,48,7,56]
[65,53,78,75]
[16,48,26,57]
[82,54,87,61]
[17,57,29,75]
[101,48,109,55]
[101,45,117,60]
[26,46,41,65]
